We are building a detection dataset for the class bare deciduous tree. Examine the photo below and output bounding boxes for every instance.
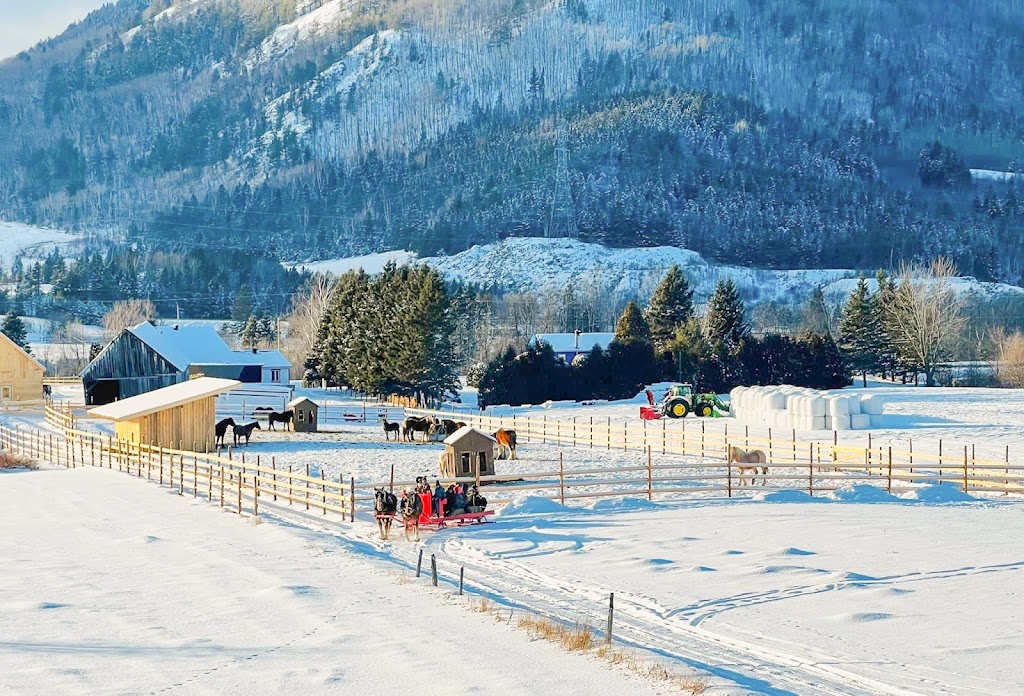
[993,329,1024,388]
[282,273,338,372]
[883,257,966,387]
[103,300,158,339]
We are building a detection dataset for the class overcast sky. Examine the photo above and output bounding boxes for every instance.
[0,0,111,60]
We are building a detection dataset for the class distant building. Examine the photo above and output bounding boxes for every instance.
[0,331,45,403]
[529,331,615,364]
[81,322,292,406]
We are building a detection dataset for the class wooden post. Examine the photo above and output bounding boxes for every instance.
[390,464,395,494]
[159,446,164,485]
[321,468,327,515]
[272,457,277,502]
[431,554,438,587]
[288,465,293,505]
[573,417,576,447]
[662,418,666,455]
[808,444,813,496]
[193,455,198,498]
[792,428,796,464]
[647,446,653,501]
[887,447,893,493]
[305,463,310,511]
[416,549,423,578]
[350,476,356,522]
[237,473,242,513]
[624,420,628,452]
[607,416,611,450]
[963,445,969,493]
[768,427,772,462]
[590,416,593,449]
[543,415,546,444]
[939,439,943,481]
[605,593,614,645]
[220,466,225,507]
[179,455,183,496]
[459,567,464,596]
[559,452,565,505]
[340,474,345,518]
[727,452,732,497]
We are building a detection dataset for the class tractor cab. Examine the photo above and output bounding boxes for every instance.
[663,384,693,401]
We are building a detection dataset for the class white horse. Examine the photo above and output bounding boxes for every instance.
[729,445,768,487]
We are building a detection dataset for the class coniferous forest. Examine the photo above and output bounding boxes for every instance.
[2,0,1024,290]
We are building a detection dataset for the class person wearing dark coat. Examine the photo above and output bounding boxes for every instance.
[466,485,488,512]
[433,480,446,516]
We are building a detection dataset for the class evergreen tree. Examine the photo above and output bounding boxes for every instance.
[1,312,30,354]
[613,301,651,344]
[704,279,747,348]
[232,284,255,324]
[874,270,900,380]
[239,315,259,349]
[800,286,831,335]
[838,277,878,387]
[644,264,694,350]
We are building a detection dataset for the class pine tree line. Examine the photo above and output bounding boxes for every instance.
[308,263,460,400]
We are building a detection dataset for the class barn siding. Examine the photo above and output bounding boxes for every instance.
[82,331,184,405]
[115,397,216,452]
[0,336,45,402]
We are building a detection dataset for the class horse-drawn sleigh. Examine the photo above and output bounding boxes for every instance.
[374,487,494,541]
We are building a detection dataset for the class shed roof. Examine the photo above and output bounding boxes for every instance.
[88,377,240,421]
[531,332,615,353]
[287,397,317,409]
[443,425,496,446]
[0,331,45,372]
[234,349,291,369]
[129,322,246,371]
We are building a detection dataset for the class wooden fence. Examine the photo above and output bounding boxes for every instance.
[406,408,1024,498]
[2,416,355,522]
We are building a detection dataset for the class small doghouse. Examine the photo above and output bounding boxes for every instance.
[439,426,496,480]
[287,397,318,433]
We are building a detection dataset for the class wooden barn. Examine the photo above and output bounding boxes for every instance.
[87,377,240,452]
[81,322,264,406]
[287,397,318,433]
[439,427,496,480]
[0,331,45,403]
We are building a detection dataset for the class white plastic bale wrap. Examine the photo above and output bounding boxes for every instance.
[847,395,862,415]
[868,415,886,428]
[850,414,871,430]
[812,415,827,430]
[828,396,850,417]
[810,397,827,417]
[833,414,852,430]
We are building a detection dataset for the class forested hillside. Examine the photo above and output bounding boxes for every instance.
[3,0,1024,284]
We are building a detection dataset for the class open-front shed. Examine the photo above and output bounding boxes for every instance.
[439,426,496,480]
[287,397,318,432]
[87,377,239,452]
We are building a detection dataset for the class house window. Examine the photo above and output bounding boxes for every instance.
[1,386,11,400]
[270,369,281,382]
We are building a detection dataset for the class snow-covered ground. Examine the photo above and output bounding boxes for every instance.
[0,467,664,695]
[288,237,1024,306]
[0,221,82,271]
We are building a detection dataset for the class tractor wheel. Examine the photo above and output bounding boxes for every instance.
[697,403,713,418]
[666,399,689,418]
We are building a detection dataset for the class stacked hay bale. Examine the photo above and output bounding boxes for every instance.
[729,386,886,431]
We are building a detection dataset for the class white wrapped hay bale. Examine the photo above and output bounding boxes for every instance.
[828,396,850,417]
[832,414,852,430]
[824,415,832,430]
[768,392,787,410]
[812,415,827,430]
[861,394,886,416]
[786,394,802,412]
[810,397,827,417]
[869,415,886,428]
[850,414,871,430]
[847,395,862,415]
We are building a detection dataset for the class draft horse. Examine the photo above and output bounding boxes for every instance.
[215,417,236,447]
[402,416,432,442]
[381,417,401,441]
[728,445,768,487]
[374,488,398,540]
[494,429,517,460]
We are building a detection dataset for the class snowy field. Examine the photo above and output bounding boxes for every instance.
[0,221,82,270]
[0,467,663,696]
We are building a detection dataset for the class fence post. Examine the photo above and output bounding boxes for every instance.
[607,417,611,450]
[590,416,593,449]
[305,463,310,511]
[237,472,242,513]
[431,554,438,587]
[647,446,653,501]
[350,476,356,522]
[288,466,293,505]
[938,439,943,481]
[220,466,225,507]
[193,455,198,498]
[559,452,565,505]
[605,593,614,645]
[339,474,345,518]
[791,428,796,464]
[543,415,546,444]
[321,468,327,515]
[624,420,628,453]
[253,473,259,518]
[416,549,423,577]
[808,444,814,496]
[459,567,464,596]
[887,447,893,493]
[1007,445,1010,494]
[662,418,666,455]
[179,455,184,496]
[963,445,968,493]
[727,452,732,497]
[272,457,277,502]
[573,417,576,447]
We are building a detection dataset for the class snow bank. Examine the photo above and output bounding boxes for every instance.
[499,496,569,516]
[730,385,886,431]
[901,484,979,504]
[751,490,824,503]
[829,484,900,503]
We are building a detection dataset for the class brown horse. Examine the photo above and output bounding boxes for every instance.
[494,429,517,460]
[728,445,768,486]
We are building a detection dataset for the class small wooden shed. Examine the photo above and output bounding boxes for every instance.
[0,331,45,403]
[87,377,240,452]
[287,397,318,433]
[439,426,496,480]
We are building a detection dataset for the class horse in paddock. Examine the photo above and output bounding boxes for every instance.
[267,410,294,431]
[233,421,261,447]
[381,417,401,441]
[728,445,768,487]
[374,488,398,540]
[402,416,433,442]
[215,417,236,447]
[494,429,518,460]
[427,418,462,441]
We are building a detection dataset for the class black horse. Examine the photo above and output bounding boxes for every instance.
[215,417,236,447]
[233,421,261,446]
[374,488,398,540]
[381,417,401,441]
[268,410,294,431]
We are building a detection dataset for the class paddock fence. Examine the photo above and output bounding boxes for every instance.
[404,408,1024,499]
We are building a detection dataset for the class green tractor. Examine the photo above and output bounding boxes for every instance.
[660,384,730,419]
